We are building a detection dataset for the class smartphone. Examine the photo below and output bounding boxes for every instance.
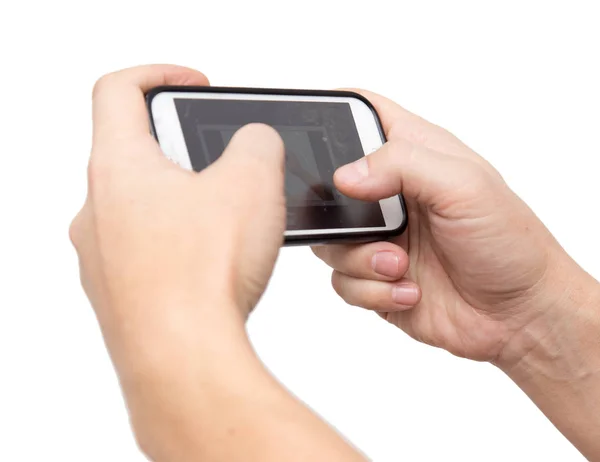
[146,86,407,246]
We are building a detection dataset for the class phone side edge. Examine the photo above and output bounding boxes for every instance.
[340,90,409,239]
[143,86,409,245]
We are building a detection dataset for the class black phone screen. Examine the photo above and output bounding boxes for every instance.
[174,98,385,230]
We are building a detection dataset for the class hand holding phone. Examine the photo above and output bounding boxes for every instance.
[75,66,278,450]
[312,88,586,365]
[71,64,370,462]
[147,87,408,245]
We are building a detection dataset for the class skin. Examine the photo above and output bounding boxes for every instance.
[313,90,600,460]
[70,65,366,462]
[71,64,600,461]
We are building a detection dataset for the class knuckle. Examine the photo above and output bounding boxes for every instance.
[311,245,328,261]
[448,160,500,203]
[389,117,459,148]
[461,161,492,188]
[399,123,430,146]
[331,271,345,298]
[315,245,354,272]
[69,211,83,249]
[344,87,369,98]
[478,156,505,182]
[385,137,414,159]
[373,291,394,311]
[389,118,432,146]
[331,271,362,307]
[333,87,368,97]
[92,72,118,99]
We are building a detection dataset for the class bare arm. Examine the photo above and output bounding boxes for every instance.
[313,88,600,460]
[119,304,365,462]
[498,264,600,460]
[71,65,366,462]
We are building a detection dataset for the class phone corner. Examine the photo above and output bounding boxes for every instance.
[144,86,172,106]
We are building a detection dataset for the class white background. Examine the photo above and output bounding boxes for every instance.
[0,1,598,461]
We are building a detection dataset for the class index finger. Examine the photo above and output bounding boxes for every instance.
[92,64,209,145]
[337,88,418,135]
[340,88,470,157]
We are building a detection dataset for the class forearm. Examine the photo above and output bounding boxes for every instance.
[110,302,366,462]
[498,261,600,460]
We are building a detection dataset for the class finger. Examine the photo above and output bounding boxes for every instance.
[312,241,409,281]
[341,88,478,158]
[212,123,285,201]
[209,123,286,243]
[205,123,286,309]
[332,271,421,312]
[334,137,472,206]
[338,88,418,135]
[92,64,209,145]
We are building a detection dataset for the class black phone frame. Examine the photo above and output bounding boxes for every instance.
[145,86,408,246]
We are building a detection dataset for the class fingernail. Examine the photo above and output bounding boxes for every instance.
[336,157,369,185]
[392,283,420,305]
[372,252,400,277]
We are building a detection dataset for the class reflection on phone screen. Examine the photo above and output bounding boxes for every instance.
[174,98,385,230]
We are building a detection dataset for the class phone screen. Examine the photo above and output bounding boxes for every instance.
[173,98,385,230]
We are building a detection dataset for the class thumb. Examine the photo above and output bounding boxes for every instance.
[334,138,469,207]
[207,123,287,310]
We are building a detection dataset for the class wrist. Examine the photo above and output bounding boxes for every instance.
[493,256,600,460]
[127,340,269,461]
[102,295,264,457]
[102,286,247,365]
[495,253,600,382]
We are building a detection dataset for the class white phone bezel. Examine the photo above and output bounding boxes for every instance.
[150,91,405,237]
